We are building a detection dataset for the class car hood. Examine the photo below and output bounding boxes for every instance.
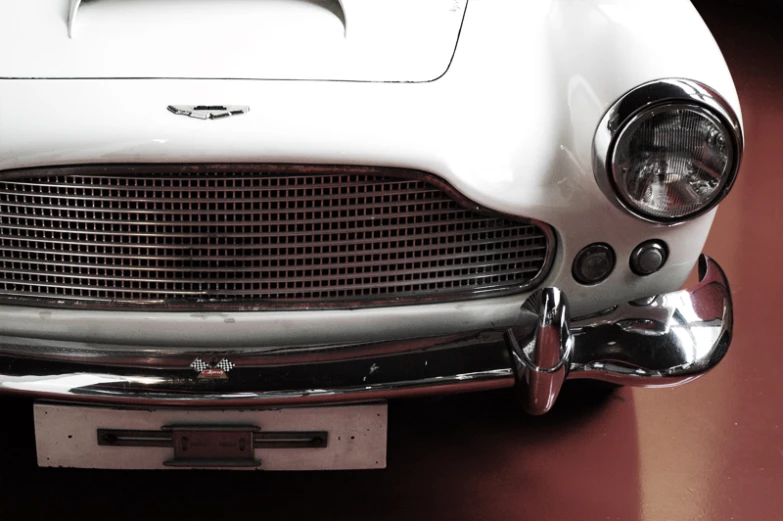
[0,0,466,82]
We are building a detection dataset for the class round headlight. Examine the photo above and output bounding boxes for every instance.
[612,104,733,220]
[595,80,742,223]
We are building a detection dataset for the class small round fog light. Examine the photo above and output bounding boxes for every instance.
[573,243,615,285]
[630,240,668,276]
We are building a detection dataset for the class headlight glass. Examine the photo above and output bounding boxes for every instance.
[611,103,734,220]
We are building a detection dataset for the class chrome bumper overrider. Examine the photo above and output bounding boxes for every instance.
[0,255,731,414]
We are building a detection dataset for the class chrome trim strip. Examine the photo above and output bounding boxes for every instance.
[0,333,484,367]
[2,371,515,406]
[0,255,732,413]
[0,332,517,406]
[593,78,744,224]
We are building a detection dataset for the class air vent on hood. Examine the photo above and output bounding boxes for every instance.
[67,0,348,38]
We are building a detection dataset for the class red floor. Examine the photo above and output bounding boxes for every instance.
[1,2,781,520]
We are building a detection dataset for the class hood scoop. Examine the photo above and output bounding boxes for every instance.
[1,0,467,82]
[68,0,348,38]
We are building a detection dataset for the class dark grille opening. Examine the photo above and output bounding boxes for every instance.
[0,166,553,309]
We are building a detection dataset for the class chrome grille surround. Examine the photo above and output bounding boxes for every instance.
[0,165,555,310]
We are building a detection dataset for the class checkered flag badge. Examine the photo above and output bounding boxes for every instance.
[216,359,235,372]
[190,358,208,372]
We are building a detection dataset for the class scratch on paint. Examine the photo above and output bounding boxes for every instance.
[363,363,380,382]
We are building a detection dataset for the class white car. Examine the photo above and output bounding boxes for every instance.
[0,0,740,470]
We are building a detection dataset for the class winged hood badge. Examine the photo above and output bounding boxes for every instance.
[168,105,250,120]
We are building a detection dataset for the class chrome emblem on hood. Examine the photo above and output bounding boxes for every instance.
[190,358,235,379]
[168,105,250,120]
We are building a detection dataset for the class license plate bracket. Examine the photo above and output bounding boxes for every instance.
[96,425,330,468]
[36,403,387,470]
[165,425,260,468]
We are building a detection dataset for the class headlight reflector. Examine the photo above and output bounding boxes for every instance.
[611,103,734,220]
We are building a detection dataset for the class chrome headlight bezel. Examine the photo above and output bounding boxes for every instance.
[593,79,744,224]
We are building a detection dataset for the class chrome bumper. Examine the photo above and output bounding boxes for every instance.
[0,255,731,414]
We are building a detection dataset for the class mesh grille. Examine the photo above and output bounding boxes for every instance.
[0,167,552,309]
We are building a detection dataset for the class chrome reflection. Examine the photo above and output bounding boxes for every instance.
[507,288,573,415]
[507,254,732,413]
[0,256,732,415]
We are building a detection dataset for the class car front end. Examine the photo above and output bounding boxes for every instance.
[0,0,740,469]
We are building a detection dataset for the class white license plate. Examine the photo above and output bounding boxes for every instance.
[34,402,387,470]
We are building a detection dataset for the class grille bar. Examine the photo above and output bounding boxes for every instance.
[0,234,541,255]
[0,198,459,215]
[0,165,554,309]
[0,247,543,267]
[0,187,443,202]
[1,259,544,279]
[0,269,539,300]
[2,215,500,228]
[0,214,532,233]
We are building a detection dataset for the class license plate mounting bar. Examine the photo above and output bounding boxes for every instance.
[96,425,328,468]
